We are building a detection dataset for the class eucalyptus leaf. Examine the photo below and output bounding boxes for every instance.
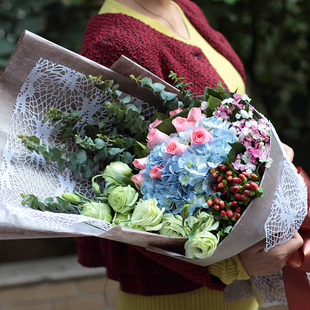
[75,150,87,164]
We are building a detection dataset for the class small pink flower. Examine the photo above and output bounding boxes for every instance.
[132,157,147,170]
[132,172,145,190]
[166,138,188,155]
[147,128,171,149]
[150,165,163,179]
[169,107,182,117]
[186,107,202,124]
[191,127,213,145]
[172,117,195,133]
[149,118,163,130]
[233,94,242,101]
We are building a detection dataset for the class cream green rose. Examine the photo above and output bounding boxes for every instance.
[108,185,139,214]
[112,212,145,231]
[103,162,133,183]
[81,201,112,222]
[186,211,219,233]
[131,198,164,231]
[112,212,132,226]
[184,231,219,259]
[159,213,190,237]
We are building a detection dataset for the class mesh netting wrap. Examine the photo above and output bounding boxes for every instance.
[0,58,153,233]
[249,137,308,308]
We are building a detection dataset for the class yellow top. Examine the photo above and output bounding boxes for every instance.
[99,0,246,94]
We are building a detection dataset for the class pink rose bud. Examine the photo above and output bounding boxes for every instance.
[166,138,188,155]
[147,128,171,149]
[169,107,183,117]
[186,107,202,124]
[132,157,147,170]
[150,165,163,179]
[149,118,163,130]
[172,117,195,133]
[191,127,213,145]
[132,172,145,190]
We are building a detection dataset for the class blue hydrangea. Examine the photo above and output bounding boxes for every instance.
[139,116,238,215]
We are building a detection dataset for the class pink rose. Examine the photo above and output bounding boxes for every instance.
[166,138,188,155]
[150,165,163,179]
[191,127,213,145]
[169,107,183,117]
[133,157,147,170]
[172,117,195,133]
[147,128,171,149]
[149,118,163,130]
[132,172,145,190]
[186,107,202,124]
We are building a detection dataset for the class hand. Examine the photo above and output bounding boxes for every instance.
[238,232,303,276]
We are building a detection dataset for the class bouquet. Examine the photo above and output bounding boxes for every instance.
[17,63,273,260]
[0,31,308,308]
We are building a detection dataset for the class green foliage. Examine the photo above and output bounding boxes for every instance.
[0,0,99,68]
[195,0,310,172]
[20,193,83,214]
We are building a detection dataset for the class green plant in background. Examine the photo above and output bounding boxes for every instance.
[196,0,310,172]
[0,0,99,68]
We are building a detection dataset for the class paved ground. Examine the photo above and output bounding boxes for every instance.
[0,255,118,310]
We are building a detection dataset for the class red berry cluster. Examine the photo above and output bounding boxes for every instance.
[208,164,260,222]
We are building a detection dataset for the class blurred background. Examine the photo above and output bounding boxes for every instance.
[0,0,309,308]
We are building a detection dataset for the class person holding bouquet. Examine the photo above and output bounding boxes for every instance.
[76,0,303,309]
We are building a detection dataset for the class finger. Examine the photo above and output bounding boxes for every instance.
[267,232,303,257]
[285,232,303,253]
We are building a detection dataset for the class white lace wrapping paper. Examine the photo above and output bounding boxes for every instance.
[250,131,308,307]
[0,58,308,307]
[0,58,153,233]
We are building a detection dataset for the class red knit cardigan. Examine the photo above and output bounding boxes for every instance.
[77,0,246,295]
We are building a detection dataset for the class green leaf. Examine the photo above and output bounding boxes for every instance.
[37,143,48,155]
[75,150,87,164]
[207,95,222,115]
[224,225,233,234]
[108,147,126,156]
[58,158,65,171]
[66,159,76,171]
[226,142,246,163]
[94,138,105,150]
[151,83,165,92]
[122,151,135,164]
[156,118,177,135]
[140,77,152,87]
[27,136,40,147]
[153,111,169,121]
[49,146,62,162]
[81,159,93,178]
[120,95,131,104]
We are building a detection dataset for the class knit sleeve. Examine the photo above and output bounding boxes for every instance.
[131,245,225,291]
[208,255,250,285]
